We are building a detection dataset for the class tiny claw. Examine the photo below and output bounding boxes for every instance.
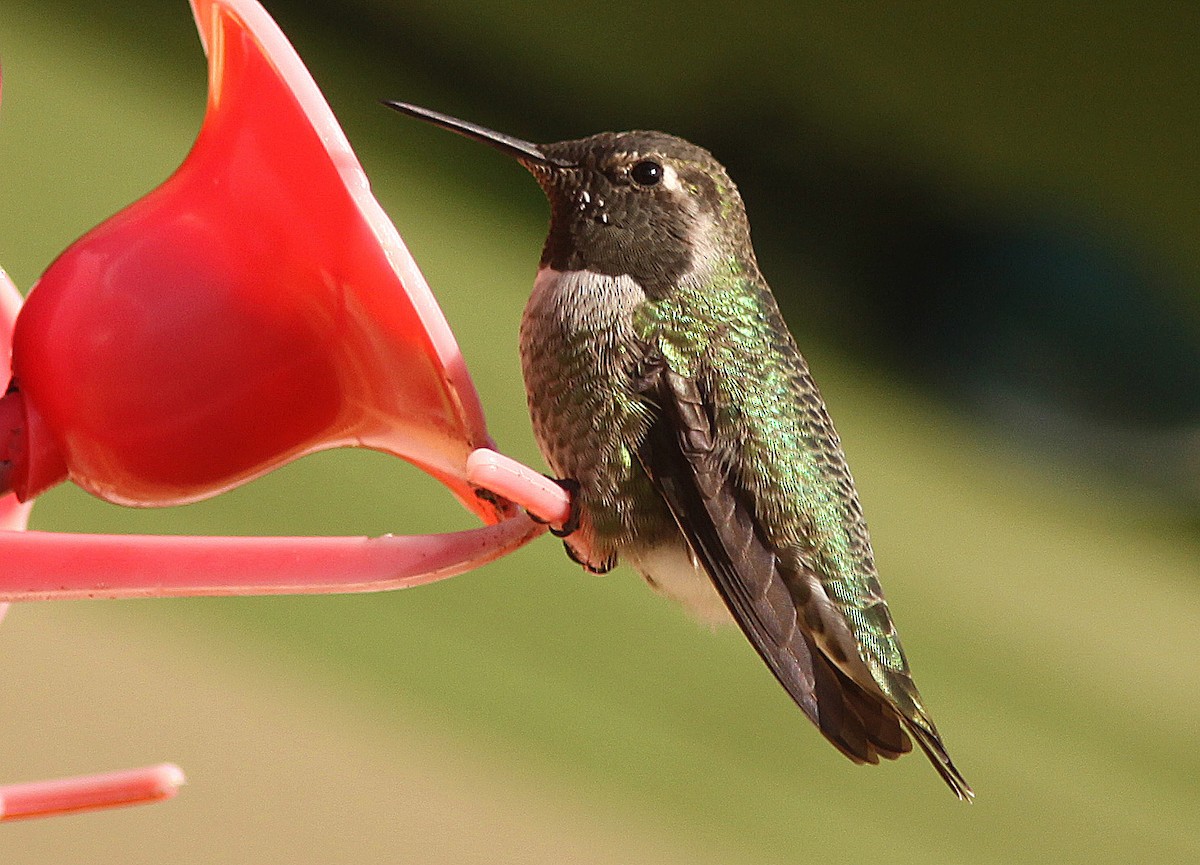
[563,540,614,574]
[547,477,581,537]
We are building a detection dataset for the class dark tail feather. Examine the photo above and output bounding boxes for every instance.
[813,654,973,801]
[812,651,913,764]
[904,719,975,801]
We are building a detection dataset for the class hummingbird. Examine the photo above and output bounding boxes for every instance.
[385,101,972,800]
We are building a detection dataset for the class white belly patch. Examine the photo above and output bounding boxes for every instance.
[628,542,730,626]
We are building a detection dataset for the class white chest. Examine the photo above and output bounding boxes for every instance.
[522,267,646,347]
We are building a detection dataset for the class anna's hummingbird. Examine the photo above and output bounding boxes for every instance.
[386,101,972,800]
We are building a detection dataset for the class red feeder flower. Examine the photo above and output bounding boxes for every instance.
[9,0,497,514]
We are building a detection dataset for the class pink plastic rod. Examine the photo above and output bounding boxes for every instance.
[0,516,543,602]
[0,763,185,821]
[466,448,571,527]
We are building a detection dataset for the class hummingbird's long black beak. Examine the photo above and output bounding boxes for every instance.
[382,101,569,168]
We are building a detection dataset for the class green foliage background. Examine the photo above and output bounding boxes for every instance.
[1,2,1197,862]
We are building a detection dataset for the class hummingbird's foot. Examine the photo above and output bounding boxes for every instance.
[529,477,615,573]
[546,477,582,537]
[522,476,581,537]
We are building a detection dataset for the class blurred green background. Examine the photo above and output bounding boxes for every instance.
[2,1,1198,863]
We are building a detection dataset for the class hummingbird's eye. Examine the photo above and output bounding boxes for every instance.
[630,160,663,187]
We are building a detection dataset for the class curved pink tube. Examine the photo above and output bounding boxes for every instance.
[0,517,544,602]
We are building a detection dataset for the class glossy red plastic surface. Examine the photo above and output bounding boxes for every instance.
[10,0,498,519]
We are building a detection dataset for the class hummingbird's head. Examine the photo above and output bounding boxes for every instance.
[384,102,752,295]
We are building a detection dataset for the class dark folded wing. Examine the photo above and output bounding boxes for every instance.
[635,358,913,765]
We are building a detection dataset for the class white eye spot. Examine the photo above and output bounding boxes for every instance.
[661,163,683,192]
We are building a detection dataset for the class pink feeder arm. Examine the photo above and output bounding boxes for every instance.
[0,0,569,605]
